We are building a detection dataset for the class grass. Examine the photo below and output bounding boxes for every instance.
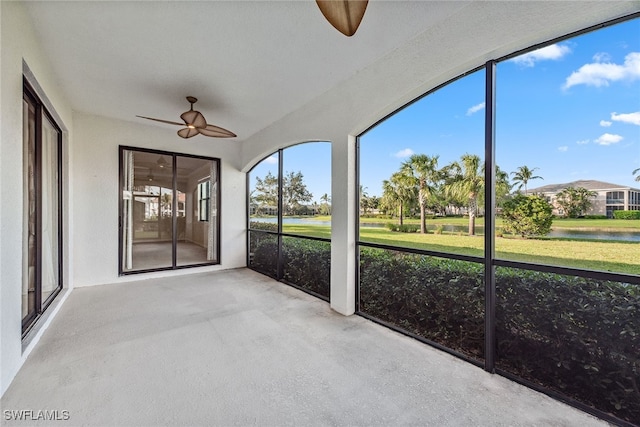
[279,217,640,275]
[353,215,640,231]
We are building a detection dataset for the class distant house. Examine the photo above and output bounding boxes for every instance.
[528,180,640,218]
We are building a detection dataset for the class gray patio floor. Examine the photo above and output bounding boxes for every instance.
[1,268,609,426]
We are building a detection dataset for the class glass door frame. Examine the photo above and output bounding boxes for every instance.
[118,146,221,275]
[22,79,63,336]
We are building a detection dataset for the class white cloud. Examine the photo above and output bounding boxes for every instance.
[593,52,611,62]
[576,139,590,145]
[394,148,414,158]
[599,120,612,127]
[558,146,569,152]
[594,133,623,146]
[563,52,640,89]
[512,43,571,67]
[466,102,485,116]
[264,155,278,164]
[611,111,640,126]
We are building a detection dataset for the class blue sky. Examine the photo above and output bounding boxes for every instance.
[252,17,639,201]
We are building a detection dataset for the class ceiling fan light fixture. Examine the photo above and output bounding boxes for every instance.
[137,96,236,139]
[316,0,368,37]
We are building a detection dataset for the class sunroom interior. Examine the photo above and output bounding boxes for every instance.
[1,1,639,425]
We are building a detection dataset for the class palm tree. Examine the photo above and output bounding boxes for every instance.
[401,154,440,233]
[446,154,484,236]
[555,186,597,218]
[381,171,415,225]
[511,166,543,195]
[633,167,640,182]
[320,193,331,215]
[495,166,513,207]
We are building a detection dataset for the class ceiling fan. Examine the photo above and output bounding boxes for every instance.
[316,0,368,37]
[137,96,236,139]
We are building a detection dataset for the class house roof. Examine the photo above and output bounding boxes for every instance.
[528,180,640,193]
[21,1,639,168]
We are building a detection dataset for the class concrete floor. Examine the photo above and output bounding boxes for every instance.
[1,268,609,427]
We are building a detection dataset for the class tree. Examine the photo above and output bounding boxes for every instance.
[446,154,484,236]
[401,154,440,233]
[320,193,331,215]
[381,171,415,225]
[361,194,379,215]
[634,167,640,182]
[282,171,312,215]
[501,194,553,237]
[495,166,513,207]
[253,171,278,215]
[511,166,542,195]
[555,186,597,218]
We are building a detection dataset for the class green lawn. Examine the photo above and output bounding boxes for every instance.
[280,217,640,275]
[348,215,640,231]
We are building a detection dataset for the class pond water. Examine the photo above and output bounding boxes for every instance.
[250,218,640,242]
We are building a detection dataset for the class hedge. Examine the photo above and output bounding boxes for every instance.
[496,267,640,422]
[253,239,640,423]
[359,247,640,423]
[359,248,485,360]
[385,223,421,233]
[249,231,278,278]
[251,235,330,299]
[614,210,640,220]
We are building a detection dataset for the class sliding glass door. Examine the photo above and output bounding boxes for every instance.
[23,81,63,335]
[119,147,220,274]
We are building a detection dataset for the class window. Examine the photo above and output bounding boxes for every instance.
[22,79,63,336]
[606,191,624,205]
[247,142,331,299]
[197,180,210,221]
[119,147,220,273]
[358,69,486,363]
[357,14,639,425]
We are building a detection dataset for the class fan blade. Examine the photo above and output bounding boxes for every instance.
[177,127,199,139]
[136,115,184,126]
[198,124,237,138]
[180,110,207,129]
[316,0,368,37]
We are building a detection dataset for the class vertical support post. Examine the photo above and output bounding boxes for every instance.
[354,137,361,313]
[277,149,284,280]
[484,60,497,373]
[330,134,357,315]
[171,155,178,268]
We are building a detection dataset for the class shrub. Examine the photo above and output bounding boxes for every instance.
[584,215,608,219]
[359,248,485,360]
[613,210,640,220]
[251,235,278,277]
[358,247,640,423]
[249,220,278,231]
[251,236,330,298]
[282,237,330,298]
[385,223,420,233]
[496,268,640,422]
[249,221,278,253]
[434,225,444,235]
[501,194,553,237]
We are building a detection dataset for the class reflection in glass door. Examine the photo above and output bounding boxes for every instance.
[176,156,218,266]
[120,147,220,273]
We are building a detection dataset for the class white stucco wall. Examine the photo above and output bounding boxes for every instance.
[0,1,74,396]
[71,113,246,288]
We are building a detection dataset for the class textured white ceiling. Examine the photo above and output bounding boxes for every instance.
[23,1,639,150]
